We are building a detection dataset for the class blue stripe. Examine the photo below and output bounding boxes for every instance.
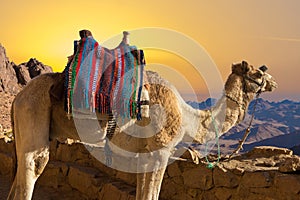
[122,48,131,118]
[74,39,89,109]
[113,48,122,109]
[84,38,96,108]
[108,50,115,100]
[92,46,101,92]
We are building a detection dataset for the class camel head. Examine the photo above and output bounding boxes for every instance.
[189,61,278,143]
[225,61,278,98]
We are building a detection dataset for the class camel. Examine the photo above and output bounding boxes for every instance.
[7,60,277,200]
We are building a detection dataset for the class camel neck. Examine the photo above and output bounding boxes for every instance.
[193,91,254,144]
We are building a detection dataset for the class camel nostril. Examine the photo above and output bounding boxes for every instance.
[269,82,278,91]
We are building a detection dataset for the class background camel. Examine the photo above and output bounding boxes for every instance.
[7,61,277,200]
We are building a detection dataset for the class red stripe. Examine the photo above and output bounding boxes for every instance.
[75,38,86,78]
[111,49,119,103]
[118,47,125,107]
[95,48,105,110]
[88,42,98,101]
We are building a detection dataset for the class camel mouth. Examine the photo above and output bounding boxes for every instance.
[262,73,278,92]
[268,81,278,92]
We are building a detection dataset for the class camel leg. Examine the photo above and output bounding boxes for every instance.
[151,166,167,200]
[136,165,168,200]
[136,150,170,200]
[8,148,49,200]
[136,173,146,200]
[7,97,51,200]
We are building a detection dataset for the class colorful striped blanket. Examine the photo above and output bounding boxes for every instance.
[64,36,146,119]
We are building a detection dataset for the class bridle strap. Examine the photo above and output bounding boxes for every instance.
[244,75,262,86]
[228,91,261,159]
[225,94,246,110]
[243,74,266,94]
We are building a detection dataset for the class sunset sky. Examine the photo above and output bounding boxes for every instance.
[1,0,299,101]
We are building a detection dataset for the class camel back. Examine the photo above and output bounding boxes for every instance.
[64,36,147,119]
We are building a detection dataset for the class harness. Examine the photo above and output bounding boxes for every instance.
[204,74,265,168]
[228,75,265,158]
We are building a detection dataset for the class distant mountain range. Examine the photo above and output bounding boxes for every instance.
[187,98,300,155]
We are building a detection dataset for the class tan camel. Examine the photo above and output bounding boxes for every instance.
[7,61,277,200]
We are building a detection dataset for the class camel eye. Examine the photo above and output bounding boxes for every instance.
[254,71,263,78]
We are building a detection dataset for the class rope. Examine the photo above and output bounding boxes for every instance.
[204,110,221,169]
[104,114,116,166]
[228,92,261,158]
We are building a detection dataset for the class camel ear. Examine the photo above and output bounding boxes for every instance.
[241,61,250,73]
[232,61,250,74]
[259,65,268,72]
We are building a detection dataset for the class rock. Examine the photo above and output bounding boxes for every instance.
[25,58,52,78]
[0,45,20,94]
[167,162,181,177]
[115,171,136,186]
[0,152,15,177]
[55,142,89,163]
[98,182,135,200]
[214,187,233,200]
[182,165,213,190]
[246,146,293,158]
[13,64,31,85]
[160,179,183,199]
[213,167,240,188]
[38,162,61,188]
[240,171,273,188]
[2,137,300,200]
[14,58,52,85]
[0,44,53,132]
[187,188,198,198]
[274,173,300,195]
[278,156,300,173]
[68,165,100,198]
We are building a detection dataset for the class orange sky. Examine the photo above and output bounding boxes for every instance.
[1,0,300,101]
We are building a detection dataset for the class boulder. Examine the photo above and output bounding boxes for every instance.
[279,156,300,173]
[245,146,293,158]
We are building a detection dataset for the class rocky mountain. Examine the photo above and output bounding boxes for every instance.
[242,130,300,152]
[0,45,20,94]
[0,44,52,92]
[14,58,52,85]
[188,98,300,154]
[0,44,52,130]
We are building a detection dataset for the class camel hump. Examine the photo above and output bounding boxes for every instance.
[49,73,65,102]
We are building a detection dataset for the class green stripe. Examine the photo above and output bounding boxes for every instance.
[69,48,80,109]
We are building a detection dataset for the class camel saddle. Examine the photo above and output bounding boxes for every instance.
[50,31,149,120]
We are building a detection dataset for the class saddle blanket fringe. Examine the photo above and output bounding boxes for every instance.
[64,36,147,119]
